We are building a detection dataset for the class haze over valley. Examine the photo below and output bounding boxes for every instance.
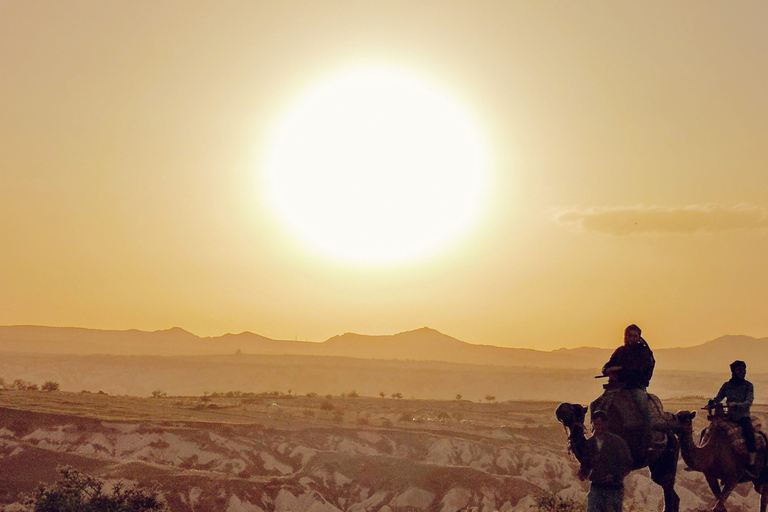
[1,325,765,403]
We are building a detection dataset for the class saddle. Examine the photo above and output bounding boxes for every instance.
[703,415,766,456]
[591,387,669,432]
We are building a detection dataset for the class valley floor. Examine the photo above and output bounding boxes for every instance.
[0,391,764,512]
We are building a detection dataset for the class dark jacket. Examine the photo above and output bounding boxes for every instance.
[713,378,754,420]
[581,431,633,486]
[602,342,655,389]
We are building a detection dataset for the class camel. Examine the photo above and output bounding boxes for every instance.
[674,406,768,512]
[556,391,680,512]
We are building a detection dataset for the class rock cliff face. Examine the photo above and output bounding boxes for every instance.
[0,396,762,512]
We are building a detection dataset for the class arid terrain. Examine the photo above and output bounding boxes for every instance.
[2,326,768,511]
[0,390,766,512]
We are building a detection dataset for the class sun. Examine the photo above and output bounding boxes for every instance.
[263,66,490,265]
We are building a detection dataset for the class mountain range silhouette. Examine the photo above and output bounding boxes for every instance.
[1,325,765,374]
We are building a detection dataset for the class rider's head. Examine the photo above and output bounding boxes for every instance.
[591,410,609,433]
[730,360,747,379]
[624,324,642,345]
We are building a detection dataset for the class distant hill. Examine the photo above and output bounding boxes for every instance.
[1,325,767,374]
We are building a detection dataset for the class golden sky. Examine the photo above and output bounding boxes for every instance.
[2,1,768,351]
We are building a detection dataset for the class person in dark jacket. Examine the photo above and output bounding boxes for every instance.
[602,324,655,449]
[578,410,634,512]
[712,360,756,472]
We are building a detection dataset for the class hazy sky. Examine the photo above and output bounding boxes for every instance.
[2,2,767,351]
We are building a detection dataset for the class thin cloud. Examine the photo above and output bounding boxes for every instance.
[553,204,768,235]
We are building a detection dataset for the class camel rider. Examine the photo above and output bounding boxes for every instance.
[712,360,756,471]
[602,324,655,449]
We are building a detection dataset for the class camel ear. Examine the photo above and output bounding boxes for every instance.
[691,411,696,419]
[582,406,588,414]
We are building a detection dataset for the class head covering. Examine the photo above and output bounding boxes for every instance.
[730,360,746,372]
[625,324,642,336]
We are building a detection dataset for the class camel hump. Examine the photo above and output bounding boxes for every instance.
[590,388,668,432]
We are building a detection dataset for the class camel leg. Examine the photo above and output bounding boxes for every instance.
[648,436,680,512]
[661,481,680,512]
[712,480,737,512]
[761,486,768,512]
[705,475,722,507]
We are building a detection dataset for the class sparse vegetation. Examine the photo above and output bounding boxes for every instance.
[391,392,403,399]
[27,465,168,511]
[533,491,585,512]
[485,394,496,403]
[150,390,167,398]
[455,394,462,400]
[10,379,39,391]
[42,381,60,392]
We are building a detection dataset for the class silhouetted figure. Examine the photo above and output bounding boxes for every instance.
[712,360,757,473]
[578,410,634,512]
[602,324,655,449]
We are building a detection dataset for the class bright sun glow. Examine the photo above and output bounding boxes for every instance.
[264,66,490,265]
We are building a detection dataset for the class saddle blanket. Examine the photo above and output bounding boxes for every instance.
[702,417,766,455]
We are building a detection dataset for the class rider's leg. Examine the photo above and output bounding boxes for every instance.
[630,387,653,449]
[737,417,757,467]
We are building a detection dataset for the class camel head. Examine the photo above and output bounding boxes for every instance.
[675,411,696,432]
[556,402,587,429]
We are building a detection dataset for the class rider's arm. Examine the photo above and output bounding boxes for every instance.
[745,382,754,407]
[712,382,728,403]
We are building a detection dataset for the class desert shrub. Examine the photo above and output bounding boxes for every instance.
[306,392,318,398]
[320,400,334,412]
[533,491,585,512]
[12,379,36,390]
[42,381,60,392]
[27,465,168,511]
[391,392,403,399]
[347,390,359,398]
[398,412,413,422]
[150,390,167,398]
